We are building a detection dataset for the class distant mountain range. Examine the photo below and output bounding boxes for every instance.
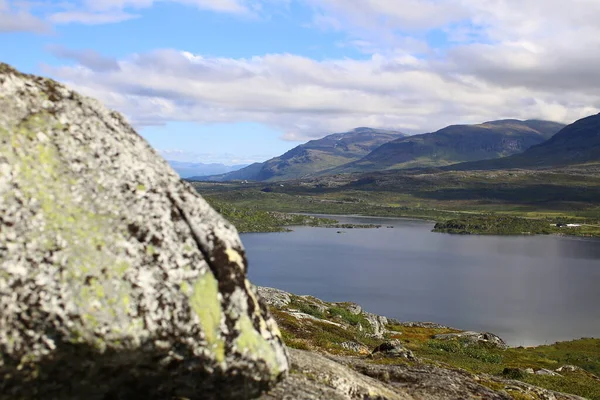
[449,113,600,170]
[325,120,565,174]
[202,128,405,182]
[194,114,600,182]
[167,161,248,178]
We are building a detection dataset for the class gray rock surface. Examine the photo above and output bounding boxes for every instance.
[433,331,508,349]
[259,349,411,400]
[256,287,292,308]
[364,311,389,338]
[535,369,561,376]
[340,341,370,354]
[258,350,586,400]
[0,63,288,399]
[333,356,511,400]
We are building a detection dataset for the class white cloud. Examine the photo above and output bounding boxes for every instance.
[12,0,600,141]
[42,42,600,142]
[0,0,51,33]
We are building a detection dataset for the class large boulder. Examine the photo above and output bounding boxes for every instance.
[0,63,288,399]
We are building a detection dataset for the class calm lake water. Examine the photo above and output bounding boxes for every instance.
[241,215,600,347]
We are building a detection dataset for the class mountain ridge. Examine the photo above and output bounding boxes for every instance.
[202,127,405,182]
[447,113,600,171]
[325,119,565,174]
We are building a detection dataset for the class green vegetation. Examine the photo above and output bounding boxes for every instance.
[206,199,336,232]
[426,339,503,364]
[434,215,600,236]
[192,164,600,237]
[433,215,555,235]
[405,331,600,400]
[268,294,600,399]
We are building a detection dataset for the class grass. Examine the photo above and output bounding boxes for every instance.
[399,328,600,399]
[426,339,504,364]
[268,297,600,399]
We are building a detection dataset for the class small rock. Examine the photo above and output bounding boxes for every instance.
[345,303,362,315]
[363,312,388,338]
[341,341,369,354]
[535,369,560,376]
[555,365,581,373]
[524,368,535,374]
[372,340,417,361]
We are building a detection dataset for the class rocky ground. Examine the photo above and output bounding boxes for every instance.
[257,287,600,400]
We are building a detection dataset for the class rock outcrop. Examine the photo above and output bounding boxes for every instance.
[433,331,508,349]
[0,63,287,399]
[371,340,417,361]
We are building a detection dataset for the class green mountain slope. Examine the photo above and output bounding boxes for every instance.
[203,127,404,181]
[327,119,565,174]
[451,113,600,170]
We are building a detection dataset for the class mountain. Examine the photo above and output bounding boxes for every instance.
[449,113,600,170]
[203,127,405,181]
[167,160,248,178]
[327,119,565,174]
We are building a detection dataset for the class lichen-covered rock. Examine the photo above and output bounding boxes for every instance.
[257,286,292,309]
[0,63,288,399]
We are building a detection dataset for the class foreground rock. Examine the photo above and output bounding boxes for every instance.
[0,63,287,399]
[258,350,585,400]
[259,349,411,400]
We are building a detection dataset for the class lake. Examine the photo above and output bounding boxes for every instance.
[241,215,600,347]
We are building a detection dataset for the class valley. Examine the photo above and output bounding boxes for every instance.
[193,164,600,237]
[193,114,600,237]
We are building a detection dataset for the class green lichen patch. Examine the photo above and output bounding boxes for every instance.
[189,271,225,363]
[235,314,282,379]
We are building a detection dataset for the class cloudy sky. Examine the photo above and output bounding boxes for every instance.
[2,0,599,164]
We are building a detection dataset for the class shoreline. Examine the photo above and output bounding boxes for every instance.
[257,285,600,399]
[259,286,599,348]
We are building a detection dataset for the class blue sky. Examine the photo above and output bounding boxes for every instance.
[2,0,599,164]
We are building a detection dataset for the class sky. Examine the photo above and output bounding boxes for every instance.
[2,0,600,164]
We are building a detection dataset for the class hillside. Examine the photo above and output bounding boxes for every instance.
[202,127,404,181]
[450,113,600,170]
[327,119,564,174]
